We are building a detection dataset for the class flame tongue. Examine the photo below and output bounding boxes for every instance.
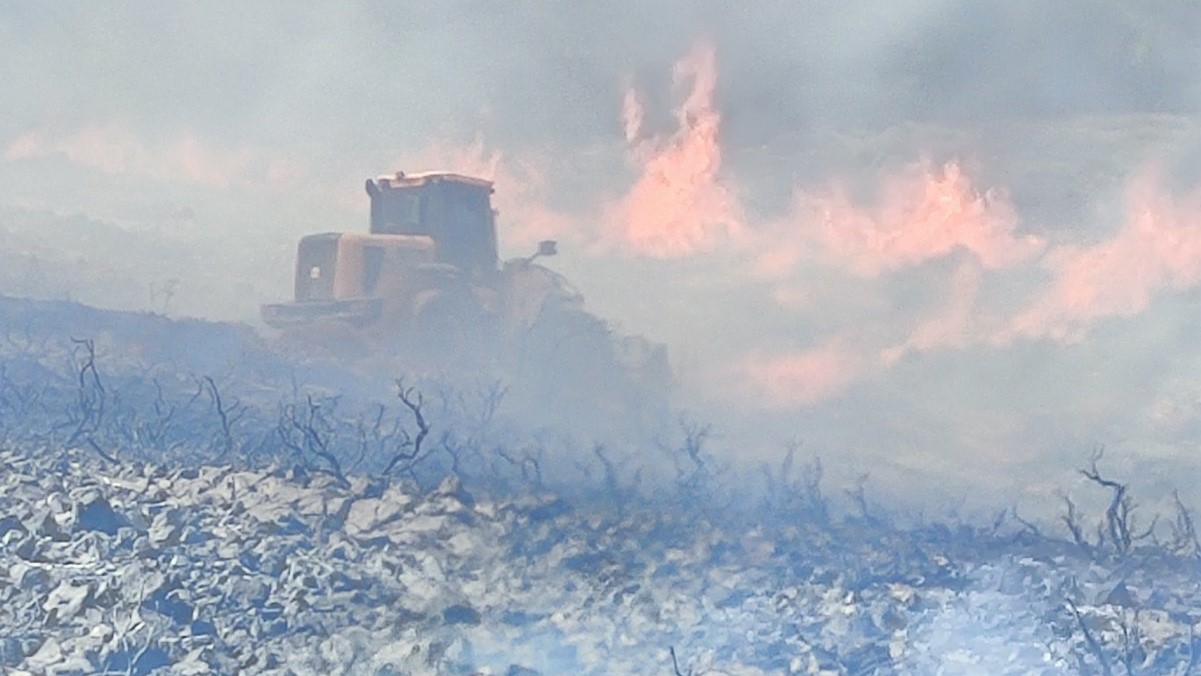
[1004,175,1201,343]
[612,40,744,259]
[793,162,1042,277]
[356,43,1201,410]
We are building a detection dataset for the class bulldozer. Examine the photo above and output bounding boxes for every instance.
[261,170,670,433]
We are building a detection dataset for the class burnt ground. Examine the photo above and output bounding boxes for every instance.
[1,295,1201,674]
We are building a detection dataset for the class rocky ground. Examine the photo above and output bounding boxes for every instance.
[3,296,1201,674]
[2,441,1201,675]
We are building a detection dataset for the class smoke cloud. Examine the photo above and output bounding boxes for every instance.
[2,1,1201,511]
[1,124,317,193]
[740,342,865,409]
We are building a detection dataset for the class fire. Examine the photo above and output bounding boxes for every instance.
[4,130,45,162]
[610,40,744,258]
[741,343,862,407]
[882,262,983,364]
[1003,175,1201,343]
[412,137,575,249]
[412,137,503,183]
[786,162,1042,278]
[174,132,253,188]
[3,124,252,187]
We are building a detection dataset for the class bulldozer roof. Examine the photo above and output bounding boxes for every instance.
[374,171,493,190]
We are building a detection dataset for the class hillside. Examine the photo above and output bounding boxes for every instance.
[1,297,1201,674]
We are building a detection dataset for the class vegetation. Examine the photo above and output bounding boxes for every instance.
[4,299,1201,672]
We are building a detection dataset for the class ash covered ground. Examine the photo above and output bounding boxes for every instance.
[4,3,1201,674]
[2,297,1201,675]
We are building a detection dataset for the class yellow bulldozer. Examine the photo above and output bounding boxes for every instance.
[262,170,670,433]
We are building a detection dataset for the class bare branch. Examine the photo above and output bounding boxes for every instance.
[64,337,111,463]
[1080,449,1136,557]
[1012,507,1048,542]
[1170,490,1201,559]
[203,376,242,460]
[277,395,348,488]
[1067,598,1114,676]
[496,444,543,487]
[670,646,693,676]
[1060,492,1093,556]
[593,444,621,498]
[1117,608,1143,676]
[382,379,433,476]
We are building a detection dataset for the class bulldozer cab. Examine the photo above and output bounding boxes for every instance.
[366,171,499,277]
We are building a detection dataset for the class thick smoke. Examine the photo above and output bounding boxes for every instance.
[2,2,1201,512]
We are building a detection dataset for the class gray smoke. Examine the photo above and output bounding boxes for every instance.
[2,2,1200,515]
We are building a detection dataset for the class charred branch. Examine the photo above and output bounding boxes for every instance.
[1068,598,1114,676]
[64,338,112,465]
[203,376,244,460]
[1078,449,1155,558]
[381,380,434,477]
[277,395,348,489]
[495,444,543,487]
[1170,490,1201,559]
[1060,492,1093,557]
[670,646,693,676]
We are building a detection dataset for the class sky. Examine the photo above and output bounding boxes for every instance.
[2,1,1201,514]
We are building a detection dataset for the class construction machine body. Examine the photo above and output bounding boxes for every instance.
[263,171,500,328]
[261,169,671,434]
[366,172,498,277]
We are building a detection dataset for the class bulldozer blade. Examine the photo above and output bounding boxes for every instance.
[260,298,382,328]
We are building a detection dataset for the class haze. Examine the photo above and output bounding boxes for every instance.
[3,1,1200,516]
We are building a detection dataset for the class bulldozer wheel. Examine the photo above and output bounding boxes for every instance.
[407,289,497,369]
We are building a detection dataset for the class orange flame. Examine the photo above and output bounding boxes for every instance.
[610,40,743,258]
[4,124,253,188]
[1003,174,1201,343]
[882,262,983,364]
[411,138,575,250]
[782,162,1042,278]
[741,343,862,408]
